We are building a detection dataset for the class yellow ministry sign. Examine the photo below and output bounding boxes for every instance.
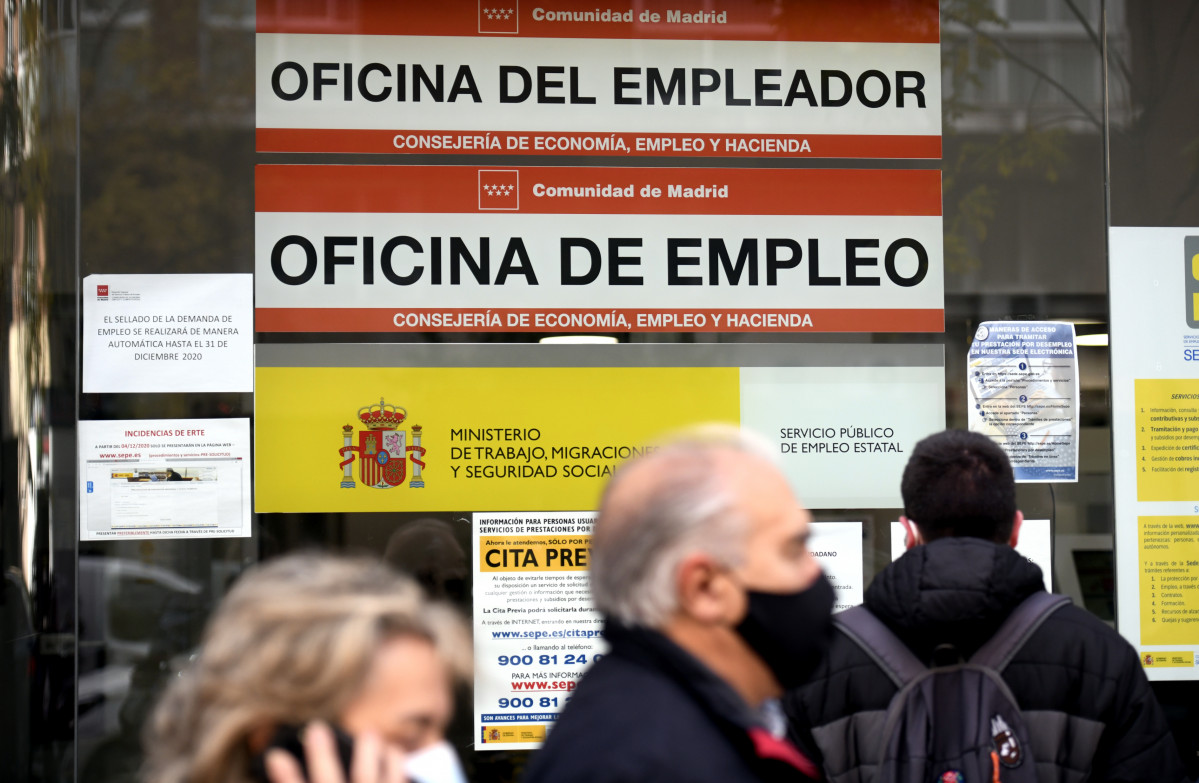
[255,366,740,513]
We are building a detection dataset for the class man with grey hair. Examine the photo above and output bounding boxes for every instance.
[525,427,834,783]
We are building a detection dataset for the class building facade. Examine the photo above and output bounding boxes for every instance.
[2,0,1199,780]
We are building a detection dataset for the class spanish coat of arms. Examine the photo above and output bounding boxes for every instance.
[338,398,427,489]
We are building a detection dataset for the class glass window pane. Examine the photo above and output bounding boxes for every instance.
[1006,0,1052,23]
[1006,40,1050,106]
[1058,41,1098,105]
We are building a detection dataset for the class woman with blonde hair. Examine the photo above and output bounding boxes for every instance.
[143,553,471,783]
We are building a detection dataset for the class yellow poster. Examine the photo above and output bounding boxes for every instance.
[1135,379,1199,502]
[255,366,739,513]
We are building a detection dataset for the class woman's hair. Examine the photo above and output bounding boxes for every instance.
[142,553,471,783]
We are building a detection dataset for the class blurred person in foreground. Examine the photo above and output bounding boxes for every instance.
[785,429,1187,782]
[524,426,834,783]
[142,553,471,783]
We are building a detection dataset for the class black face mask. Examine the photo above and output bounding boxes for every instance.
[733,571,836,689]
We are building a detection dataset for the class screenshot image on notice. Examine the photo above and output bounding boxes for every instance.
[84,458,243,534]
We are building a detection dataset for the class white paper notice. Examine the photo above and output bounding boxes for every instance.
[810,521,864,610]
[473,511,603,751]
[888,519,1052,592]
[83,274,253,393]
[79,419,252,540]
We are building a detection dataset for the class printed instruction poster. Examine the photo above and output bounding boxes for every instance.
[1110,227,1199,678]
[968,320,1079,482]
[474,511,601,750]
[473,516,863,750]
[79,418,252,540]
[82,274,254,393]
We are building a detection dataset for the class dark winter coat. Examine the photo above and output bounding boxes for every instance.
[525,621,819,783]
[785,537,1187,783]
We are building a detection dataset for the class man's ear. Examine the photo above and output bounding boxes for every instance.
[900,516,923,550]
[675,552,740,624]
[1008,510,1024,548]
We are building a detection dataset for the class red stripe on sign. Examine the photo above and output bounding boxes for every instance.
[255,166,942,217]
[255,308,945,333]
[256,128,943,160]
[256,0,939,43]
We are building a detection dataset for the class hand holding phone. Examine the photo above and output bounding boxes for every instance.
[259,722,404,783]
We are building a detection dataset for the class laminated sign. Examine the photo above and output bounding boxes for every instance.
[255,165,944,334]
[968,321,1079,482]
[255,0,941,159]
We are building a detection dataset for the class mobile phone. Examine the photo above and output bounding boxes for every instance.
[249,723,355,782]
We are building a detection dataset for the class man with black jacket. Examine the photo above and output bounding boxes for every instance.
[525,427,834,783]
[785,429,1187,782]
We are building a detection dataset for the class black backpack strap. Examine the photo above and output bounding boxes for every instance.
[832,605,927,689]
[969,592,1072,671]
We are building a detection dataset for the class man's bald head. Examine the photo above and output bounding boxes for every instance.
[589,427,778,627]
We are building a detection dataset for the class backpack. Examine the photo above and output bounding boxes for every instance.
[833,592,1072,783]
